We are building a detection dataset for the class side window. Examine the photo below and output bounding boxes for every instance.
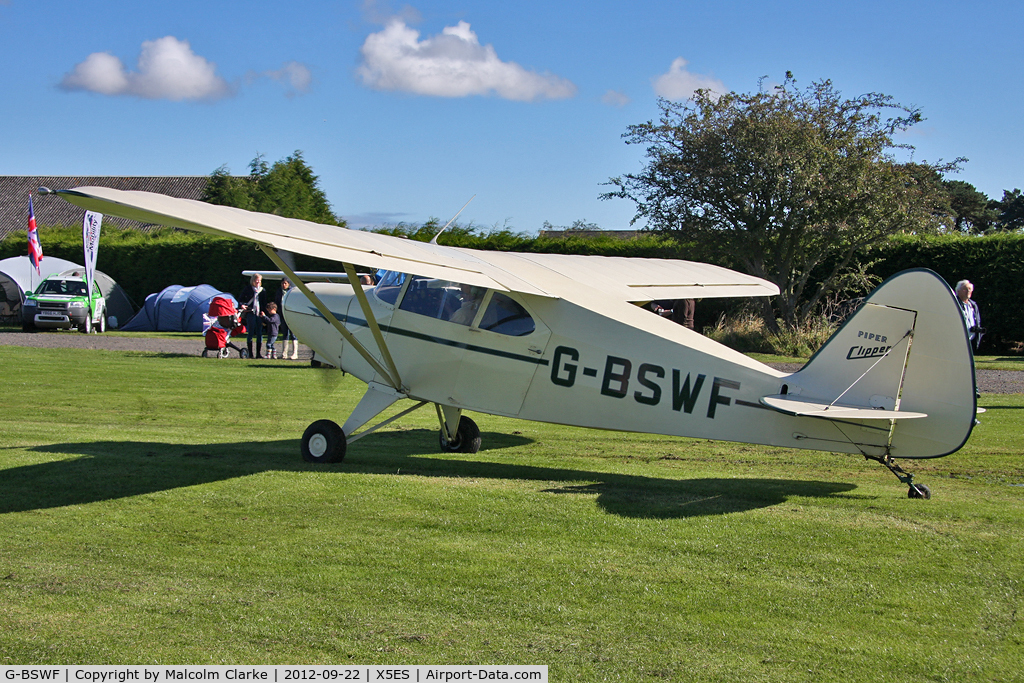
[373,271,407,306]
[479,292,535,336]
[399,276,462,320]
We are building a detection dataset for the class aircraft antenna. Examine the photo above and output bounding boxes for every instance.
[430,195,476,245]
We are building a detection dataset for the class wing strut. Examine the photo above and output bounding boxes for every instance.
[342,262,403,390]
[258,246,402,390]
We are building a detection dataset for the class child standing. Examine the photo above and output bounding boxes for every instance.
[260,302,282,359]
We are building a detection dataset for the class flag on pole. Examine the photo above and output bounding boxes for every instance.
[83,210,103,301]
[27,194,43,275]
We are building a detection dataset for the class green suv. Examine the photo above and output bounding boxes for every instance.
[22,271,106,333]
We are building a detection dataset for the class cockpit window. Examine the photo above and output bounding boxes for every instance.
[398,276,465,321]
[479,292,535,336]
[373,271,407,306]
[393,275,535,336]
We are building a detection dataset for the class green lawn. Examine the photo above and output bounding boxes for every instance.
[0,346,1021,680]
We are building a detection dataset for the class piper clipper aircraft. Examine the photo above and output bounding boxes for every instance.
[54,187,977,498]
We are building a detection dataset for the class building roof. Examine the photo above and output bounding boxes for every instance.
[0,176,211,240]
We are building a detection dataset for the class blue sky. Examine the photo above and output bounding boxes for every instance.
[1,0,1021,233]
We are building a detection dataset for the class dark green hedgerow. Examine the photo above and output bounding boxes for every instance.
[3,227,1021,350]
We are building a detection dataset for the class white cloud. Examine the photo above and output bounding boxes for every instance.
[356,19,577,101]
[601,89,630,108]
[361,0,421,26]
[264,61,313,95]
[59,36,232,101]
[651,57,725,101]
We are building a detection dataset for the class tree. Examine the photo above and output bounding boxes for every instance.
[944,180,996,233]
[202,151,346,227]
[994,188,1024,231]
[204,165,253,211]
[603,74,959,330]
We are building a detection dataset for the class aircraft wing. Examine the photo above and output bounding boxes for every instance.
[509,253,780,301]
[57,187,545,295]
[242,270,362,283]
[57,187,778,301]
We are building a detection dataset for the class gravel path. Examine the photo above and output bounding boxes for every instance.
[1,331,1021,393]
[0,331,313,360]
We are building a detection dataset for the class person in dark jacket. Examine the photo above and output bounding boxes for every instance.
[260,302,282,359]
[955,279,984,351]
[275,278,298,359]
[240,273,265,359]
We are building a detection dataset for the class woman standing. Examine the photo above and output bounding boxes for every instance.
[276,278,299,359]
[240,273,265,359]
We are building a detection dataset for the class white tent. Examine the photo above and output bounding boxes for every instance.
[0,256,135,327]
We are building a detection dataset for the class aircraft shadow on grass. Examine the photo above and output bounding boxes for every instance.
[7,430,855,519]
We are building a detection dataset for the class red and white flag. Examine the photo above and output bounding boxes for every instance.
[27,194,43,275]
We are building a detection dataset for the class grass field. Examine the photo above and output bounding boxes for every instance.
[0,345,1021,680]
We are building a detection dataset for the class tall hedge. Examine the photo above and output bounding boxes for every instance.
[3,226,1019,351]
[869,233,1024,351]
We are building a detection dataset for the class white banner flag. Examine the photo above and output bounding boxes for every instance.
[83,210,102,300]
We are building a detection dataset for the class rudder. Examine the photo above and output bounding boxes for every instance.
[791,269,976,458]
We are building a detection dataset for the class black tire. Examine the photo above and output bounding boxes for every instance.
[239,348,250,359]
[908,483,932,500]
[301,419,346,463]
[22,320,35,332]
[80,314,92,334]
[439,416,482,453]
[97,314,106,333]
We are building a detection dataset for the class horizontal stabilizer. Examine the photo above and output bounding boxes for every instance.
[760,395,927,421]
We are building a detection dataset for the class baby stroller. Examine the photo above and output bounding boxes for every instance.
[202,296,249,358]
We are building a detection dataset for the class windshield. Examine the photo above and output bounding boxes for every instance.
[38,280,89,297]
[373,271,407,305]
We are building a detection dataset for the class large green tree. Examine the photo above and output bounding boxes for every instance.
[993,188,1024,231]
[604,75,959,330]
[944,180,996,233]
[203,151,346,227]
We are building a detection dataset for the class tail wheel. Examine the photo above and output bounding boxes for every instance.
[439,416,481,453]
[301,419,346,463]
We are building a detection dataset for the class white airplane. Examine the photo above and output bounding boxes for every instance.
[54,187,978,498]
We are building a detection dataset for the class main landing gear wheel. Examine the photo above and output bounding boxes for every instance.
[908,483,932,499]
[301,419,346,463]
[439,416,482,454]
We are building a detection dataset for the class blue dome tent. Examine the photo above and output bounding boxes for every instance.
[121,284,237,332]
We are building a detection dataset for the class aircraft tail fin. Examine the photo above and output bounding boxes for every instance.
[778,269,976,458]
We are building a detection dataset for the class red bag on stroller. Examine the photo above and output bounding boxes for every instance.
[203,296,247,358]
